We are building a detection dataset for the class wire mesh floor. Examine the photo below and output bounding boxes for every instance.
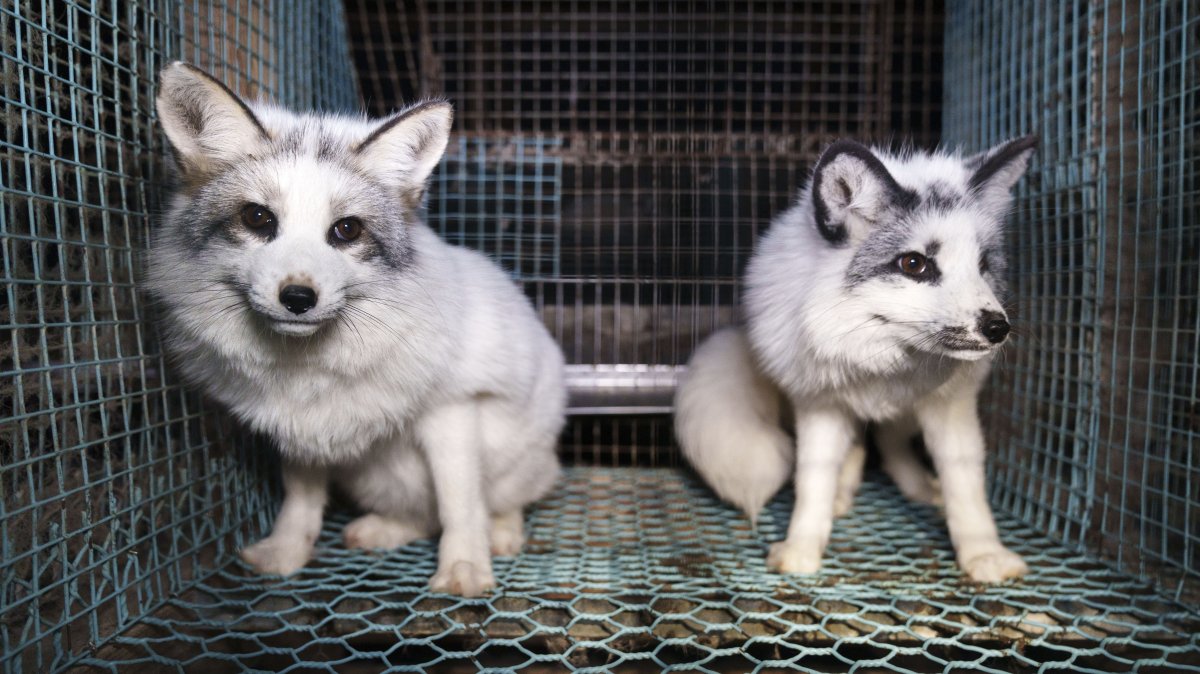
[77,468,1200,673]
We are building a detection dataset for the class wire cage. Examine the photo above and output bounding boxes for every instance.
[1,0,1197,672]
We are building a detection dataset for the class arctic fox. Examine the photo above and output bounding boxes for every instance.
[147,62,566,596]
[675,137,1037,583]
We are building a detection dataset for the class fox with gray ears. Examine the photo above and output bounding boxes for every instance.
[147,63,566,596]
[675,136,1038,582]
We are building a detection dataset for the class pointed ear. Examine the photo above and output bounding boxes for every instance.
[810,140,914,245]
[155,62,269,175]
[354,101,453,207]
[966,135,1038,196]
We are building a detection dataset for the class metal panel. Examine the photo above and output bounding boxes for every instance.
[944,0,1199,605]
[344,0,948,463]
[5,0,1200,671]
[73,469,1200,673]
[0,2,357,671]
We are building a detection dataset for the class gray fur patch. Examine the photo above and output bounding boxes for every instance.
[922,182,961,210]
[844,213,922,287]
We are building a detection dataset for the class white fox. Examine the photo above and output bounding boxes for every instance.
[147,62,566,596]
[675,137,1037,582]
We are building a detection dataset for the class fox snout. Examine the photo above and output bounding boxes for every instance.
[977,310,1010,344]
[242,247,347,336]
[933,308,1011,358]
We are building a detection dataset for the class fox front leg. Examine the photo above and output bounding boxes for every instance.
[418,401,496,597]
[767,406,856,574]
[914,392,1027,582]
[240,462,328,575]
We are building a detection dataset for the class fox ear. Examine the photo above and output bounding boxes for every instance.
[156,61,268,175]
[355,101,453,208]
[811,140,914,245]
[966,135,1038,201]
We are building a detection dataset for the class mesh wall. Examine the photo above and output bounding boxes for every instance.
[0,2,357,672]
[345,0,947,466]
[944,0,1200,606]
[5,1,1200,672]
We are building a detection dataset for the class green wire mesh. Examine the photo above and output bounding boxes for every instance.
[1,2,357,672]
[71,469,1200,673]
[428,136,564,282]
[345,0,947,373]
[3,0,1200,672]
[943,0,1199,606]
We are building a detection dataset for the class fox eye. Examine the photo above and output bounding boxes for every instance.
[330,217,363,244]
[240,203,276,233]
[979,253,990,274]
[896,252,929,277]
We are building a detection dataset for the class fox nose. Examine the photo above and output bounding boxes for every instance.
[978,310,1010,344]
[279,285,318,315]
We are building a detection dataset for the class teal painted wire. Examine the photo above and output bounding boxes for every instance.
[1,1,356,672]
[3,0,1199,672]
[67,469,1200,673]
[943,0,1199,608]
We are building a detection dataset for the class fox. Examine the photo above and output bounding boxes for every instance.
[146,62,566,597]
[674,136,1038,583]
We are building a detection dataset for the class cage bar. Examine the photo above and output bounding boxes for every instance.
[3,0,1199,672]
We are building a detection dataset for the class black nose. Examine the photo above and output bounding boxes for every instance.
[978,310,1010,344]
[279,285,318,315]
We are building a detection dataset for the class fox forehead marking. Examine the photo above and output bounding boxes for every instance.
[270,124,356,163]
[921,181,962,210]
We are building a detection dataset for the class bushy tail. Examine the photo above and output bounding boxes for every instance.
[674,328,793,524]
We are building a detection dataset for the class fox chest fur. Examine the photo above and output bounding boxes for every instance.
[170,325,443,460]
[818,354,987,421]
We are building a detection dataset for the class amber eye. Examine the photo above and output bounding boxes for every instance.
[896,252,928,277]
[330,217,363,243]
[240,203,276,232]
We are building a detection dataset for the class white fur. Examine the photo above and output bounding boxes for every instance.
[675,138,1035,583]
[673,329,792,524]
[148,63,566,596]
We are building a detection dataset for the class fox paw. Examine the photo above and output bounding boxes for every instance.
[961,547,1028,583]
[766,540,824,575]
[430,559,495,597]
[901,473,943,507]
[344,514,427,550]
[833,489,856,518]
[489,513,525,557]
[240,536,312,576]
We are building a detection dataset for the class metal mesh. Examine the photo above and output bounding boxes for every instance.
[943,0,1200,606]
[0,2,357,672]
[73,469,1200,673]
[346,0,947,465]
[5,0,1200,672]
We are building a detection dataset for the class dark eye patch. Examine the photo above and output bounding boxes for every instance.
[892,251,941,283]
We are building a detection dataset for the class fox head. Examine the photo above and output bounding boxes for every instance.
[804,136,1037,362]
[149,62,452,342]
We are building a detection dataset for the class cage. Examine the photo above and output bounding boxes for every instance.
[2,0,1198,671]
